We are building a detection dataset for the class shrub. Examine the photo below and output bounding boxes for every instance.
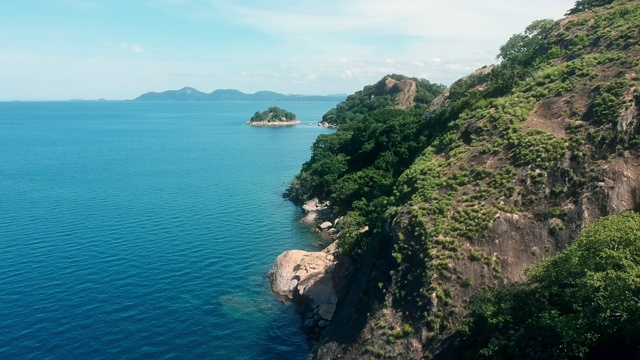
[461,212,640,359]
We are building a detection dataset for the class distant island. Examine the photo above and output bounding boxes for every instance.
[246,106,301,127]
[133,87,347,102]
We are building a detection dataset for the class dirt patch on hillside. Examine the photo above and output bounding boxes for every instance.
[524,97,568,137]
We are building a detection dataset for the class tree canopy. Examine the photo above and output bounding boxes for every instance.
[249,106,297,122]
[460,212,640,359]
[567,0,615,15]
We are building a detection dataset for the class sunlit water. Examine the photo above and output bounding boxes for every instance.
[0,101,336,359]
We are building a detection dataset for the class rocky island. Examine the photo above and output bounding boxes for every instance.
[245,106,301,127]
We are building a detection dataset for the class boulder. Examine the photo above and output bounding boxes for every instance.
[268,241,340,317]
[268,250,308,297]
[319,221,333,230]
[303,198,327,212]
[297,271,337,306]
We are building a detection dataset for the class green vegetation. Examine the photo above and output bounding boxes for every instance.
[285,75,446,253]
[321,74,445,126]
[509,130,567,169]
[591,79,630,125]
[291,1,640,356]
[460,212,640,359]
[489,19,556,96]
[567,0,615,15]
[249,106,297,122]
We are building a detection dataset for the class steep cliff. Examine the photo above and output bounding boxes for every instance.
[284,1,640,358]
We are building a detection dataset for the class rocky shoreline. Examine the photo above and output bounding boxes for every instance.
[317,121,338,129]
[267,199,346,346]
[245,120,302,127]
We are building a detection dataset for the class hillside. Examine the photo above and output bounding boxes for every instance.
[133,87,347,102]
[283,1,640,358]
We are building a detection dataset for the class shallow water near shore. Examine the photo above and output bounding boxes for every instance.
[0,101,336,359]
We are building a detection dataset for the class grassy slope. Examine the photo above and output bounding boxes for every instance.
[304,1,640,358]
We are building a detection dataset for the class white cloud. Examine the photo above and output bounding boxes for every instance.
[218,0,574,41]
[203,0,574,88]
[2,0,580,99]
[120,43,145,54]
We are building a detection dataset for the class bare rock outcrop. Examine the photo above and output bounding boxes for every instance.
[374,77,417,110]
[300,198,331,225]
[268,241,342,343]
[268,241,339,313]
[269,243,336,296]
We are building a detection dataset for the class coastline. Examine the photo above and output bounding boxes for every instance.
[267,198,347,347]
[317,121,338,129]
[246,120,302,127]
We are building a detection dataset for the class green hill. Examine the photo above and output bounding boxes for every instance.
[285,0,640,358]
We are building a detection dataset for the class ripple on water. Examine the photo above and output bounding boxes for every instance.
[0,101,338,359]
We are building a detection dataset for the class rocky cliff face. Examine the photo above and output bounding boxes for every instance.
[375,77,418,111]
[291,2,640,359]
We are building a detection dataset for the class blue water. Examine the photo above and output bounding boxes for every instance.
[0,101,336,359]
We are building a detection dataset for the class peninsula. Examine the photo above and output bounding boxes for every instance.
[271,1,640,358]
[246,106,301,127]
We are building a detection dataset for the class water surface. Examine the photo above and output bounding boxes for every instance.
[0,101,336,359]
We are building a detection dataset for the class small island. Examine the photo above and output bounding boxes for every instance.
[245,106,302,127]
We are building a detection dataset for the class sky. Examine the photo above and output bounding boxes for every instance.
[0,0,577,101]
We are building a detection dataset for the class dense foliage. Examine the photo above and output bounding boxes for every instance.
[296,1,640,357]
[460,212,640,359]
[488,19,557,96]
[285,75,445,252]
[289,1,640,256]
[391,0,640,326]
[321,74,445,126]
[567,0,616,14]
[249,106,297,122]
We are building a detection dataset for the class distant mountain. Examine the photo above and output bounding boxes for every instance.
[133,87,347,102]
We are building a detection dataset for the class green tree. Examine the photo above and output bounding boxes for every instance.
[249,106,297,122]
[462,212,640,359]
[489,19,556,95]
[567,0,615,15]
[497,19,555,63]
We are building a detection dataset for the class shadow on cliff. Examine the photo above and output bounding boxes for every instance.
[309,234,395,359]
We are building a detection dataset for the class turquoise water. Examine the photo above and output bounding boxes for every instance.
[0,101,336,359]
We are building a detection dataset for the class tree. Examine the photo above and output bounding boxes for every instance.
[462,212,640,359]
[489,19,557,96]
[249,106,297,122]
[497,19,555,63]
[566,0,615,15]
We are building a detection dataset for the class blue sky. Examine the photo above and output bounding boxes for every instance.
[0,0,576,100]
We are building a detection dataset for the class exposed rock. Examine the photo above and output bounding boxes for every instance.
[268,241,343,343]
[245,120,302,127]
[376,77,417,110]
[318,303,336,321]
[301,198,332,225]
[296,271,337,306]
[319,222,333,230]
[303,198,329,212]
[268,241,340,310]
[318,121,339,129]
